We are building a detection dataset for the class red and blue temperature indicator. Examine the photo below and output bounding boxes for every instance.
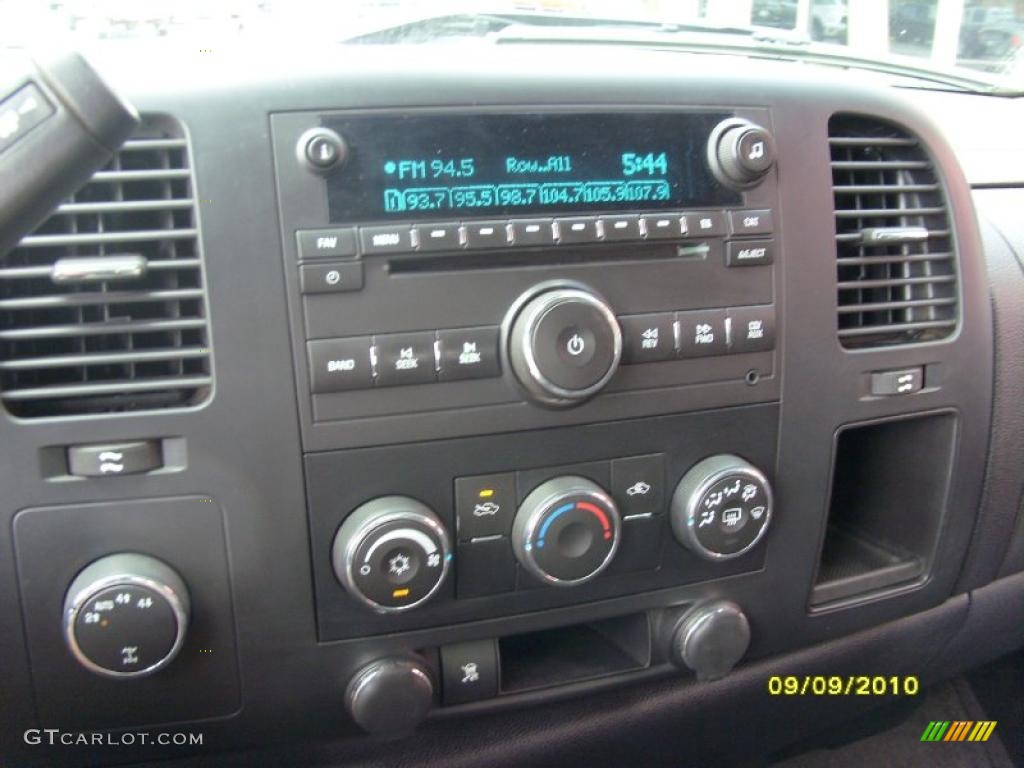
[530,500,613,549]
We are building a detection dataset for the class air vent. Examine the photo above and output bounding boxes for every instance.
[0,116,212,417]
[829,114,958,349]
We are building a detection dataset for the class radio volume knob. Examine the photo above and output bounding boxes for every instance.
[708,119,776,189]
[506,284,622,407]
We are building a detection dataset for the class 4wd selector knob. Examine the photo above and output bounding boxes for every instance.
[707,118,776,189]
[63,553,190,678]
[513,476,621,586]
[671,455,773,560]
[507,284,622,407]
[332,497,451,613]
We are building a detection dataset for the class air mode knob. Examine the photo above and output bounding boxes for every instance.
[506,284,622,407]
[707,119,776,189]
[63,553,190,678]
[332,496,451,613]
[512,476,621,586]
[670,454,773,561]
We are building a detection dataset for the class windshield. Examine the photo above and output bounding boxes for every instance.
[2,0,1021,91]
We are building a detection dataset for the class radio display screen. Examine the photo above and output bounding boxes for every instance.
[324,112,741,222]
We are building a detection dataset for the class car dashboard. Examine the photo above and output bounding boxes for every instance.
[0,43,1022,768]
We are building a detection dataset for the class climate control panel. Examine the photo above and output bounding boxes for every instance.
[310,407,779,639]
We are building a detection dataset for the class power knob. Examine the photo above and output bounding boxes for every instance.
[63,553,190,678]
[707,119,776,189]
[506,283,622,407]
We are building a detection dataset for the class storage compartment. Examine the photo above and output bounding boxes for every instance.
[810,412,957,606]
[498,613,650,693]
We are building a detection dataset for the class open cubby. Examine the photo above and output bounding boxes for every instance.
[811,412,957,607]
[498,613,650,694]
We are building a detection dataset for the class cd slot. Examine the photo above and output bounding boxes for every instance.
[387,240,711,275]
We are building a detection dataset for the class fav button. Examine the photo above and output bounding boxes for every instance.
[375,331,437,386]
[296,228,357,259]
[308,337,373,392]
[438,327,500,382]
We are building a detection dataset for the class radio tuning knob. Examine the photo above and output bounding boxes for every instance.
[332,496,451,613]
[506,283,622,407]
[707,119,776,189]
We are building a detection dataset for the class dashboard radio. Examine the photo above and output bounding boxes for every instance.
[271,108,781,450]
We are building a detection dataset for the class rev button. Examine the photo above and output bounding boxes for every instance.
[619,313,675,364]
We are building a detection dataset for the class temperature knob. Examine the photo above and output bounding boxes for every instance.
[332,497,451,613]
[707,119,776,189]
[63,553,190,678]
[512,476,621,586]
[506,284,622,407]
[670,455,773,561]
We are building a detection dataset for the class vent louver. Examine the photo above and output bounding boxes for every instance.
[829,114,958,349]
[0,117,212,418]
